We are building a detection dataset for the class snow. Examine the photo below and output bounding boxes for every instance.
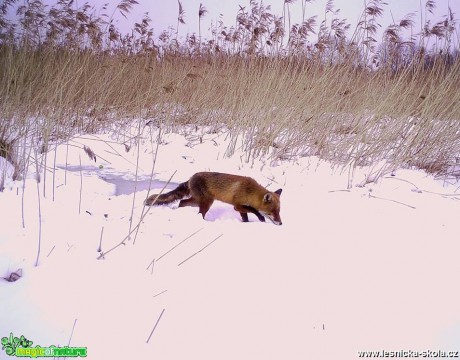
[1,126,459,359]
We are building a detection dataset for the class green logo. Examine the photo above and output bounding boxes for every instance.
[1,333,87,358]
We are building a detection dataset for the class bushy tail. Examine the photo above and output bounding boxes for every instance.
[144,182,189,206]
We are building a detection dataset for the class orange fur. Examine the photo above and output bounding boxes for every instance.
[144,172,282,225]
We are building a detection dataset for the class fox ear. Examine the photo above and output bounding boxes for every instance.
[263,193,272,203]
[274,189,282,196]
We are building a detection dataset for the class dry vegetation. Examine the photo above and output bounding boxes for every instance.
[0,0,459,186]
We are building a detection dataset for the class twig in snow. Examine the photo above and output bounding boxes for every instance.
[46,245,55,258]
[156,227,204,262]
[52,145,57,202]
[146,259,155,275]
[178,234,223,266]
[388,178,460,197]
[368,194,416,209]
[34,148,42,267]
[146,309,165,344]
[129,121,142,243]
[65,140,69,185]
[78,154,83,214]
[152,290,168,298]
[42,144,47,199]
[422,191,460,197]
[132,126,162,245]
[21,138,33,229]
[97,226,104,252]
[68,319,77,346]
[384,176,421,191]
[97,171,176,260]
[75,134,139,169]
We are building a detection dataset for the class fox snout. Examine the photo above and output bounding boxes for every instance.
[261,189,282,225]
[265,213,282,225]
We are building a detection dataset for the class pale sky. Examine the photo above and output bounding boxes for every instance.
[104,0,459,42]
[22,0,458,45]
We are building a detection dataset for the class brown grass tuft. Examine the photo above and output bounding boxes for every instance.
[0,0,459,182]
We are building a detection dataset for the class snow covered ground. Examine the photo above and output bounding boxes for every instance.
[1,126,459,359]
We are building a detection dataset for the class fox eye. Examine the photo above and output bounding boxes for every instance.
[263,193,272,203]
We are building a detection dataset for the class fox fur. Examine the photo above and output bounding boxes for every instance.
[144,172,282,225]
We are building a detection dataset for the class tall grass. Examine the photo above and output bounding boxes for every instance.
[0,0,459,186]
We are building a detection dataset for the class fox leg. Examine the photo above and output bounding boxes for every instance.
[243,205,266,222]
[240,212,249,222]
[179,197,199,207]
[198,199,214,219]
[178,197,213,220]
[234,204,266,223]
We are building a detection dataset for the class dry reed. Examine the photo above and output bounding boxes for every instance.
[0,0,459,181]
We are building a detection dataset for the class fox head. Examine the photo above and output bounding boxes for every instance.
[260,188,282,225]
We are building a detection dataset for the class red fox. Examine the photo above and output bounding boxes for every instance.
[144,172,282,225]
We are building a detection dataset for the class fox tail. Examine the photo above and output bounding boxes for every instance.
[144,182,189,206]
